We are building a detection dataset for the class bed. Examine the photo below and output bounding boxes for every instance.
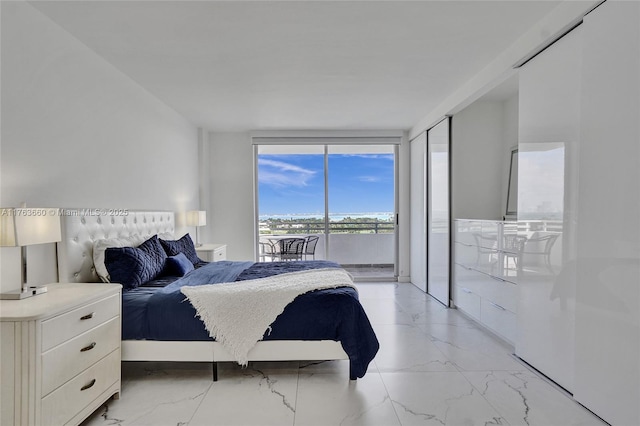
[56,210,379,380]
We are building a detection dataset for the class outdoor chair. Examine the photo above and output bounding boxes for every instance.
[503,234,528,270]
[274,238,306,261]
[521,233,560,274]
[303,235,319,260]
[472,233,499,268]
[258,240,277,262]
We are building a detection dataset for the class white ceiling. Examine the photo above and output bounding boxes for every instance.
[30,1,561,132]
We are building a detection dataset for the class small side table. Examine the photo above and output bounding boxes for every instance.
[0,283,122,426]
[196,243,227,262]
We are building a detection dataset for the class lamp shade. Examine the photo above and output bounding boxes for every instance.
[0,214,17,246]
[186,210,207,227]
[0,208,61,246]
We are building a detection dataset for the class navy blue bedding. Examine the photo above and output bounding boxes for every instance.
[122,260,379,379]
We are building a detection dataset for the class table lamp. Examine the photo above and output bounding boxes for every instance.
[0,208,62,300]
[186,210,206,247]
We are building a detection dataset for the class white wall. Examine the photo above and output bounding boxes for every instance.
[0,2,199,291]
[206,132,255,261]
[327,234,394,265]
[207,131,412,275]
[410,1,600,138]
[396,134,411,281]
[451,100,512,220]
[410,132,427,291]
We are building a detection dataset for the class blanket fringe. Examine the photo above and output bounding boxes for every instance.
[181,268,355,366]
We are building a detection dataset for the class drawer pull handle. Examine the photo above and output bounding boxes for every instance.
[80,313,94,321]
[80,379,96,391]
[489,301,506,311]
[80,342,96,352]
[489,275,506,282]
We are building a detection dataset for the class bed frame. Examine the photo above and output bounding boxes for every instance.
[56,210,347,380]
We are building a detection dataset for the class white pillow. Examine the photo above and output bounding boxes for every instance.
[158,232,174,240]
[93,234,145,282]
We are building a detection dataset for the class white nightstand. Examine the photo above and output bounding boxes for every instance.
[0,283,122,426]
[196,243,227,262]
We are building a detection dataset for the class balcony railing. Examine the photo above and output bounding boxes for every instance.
[258,220,395,266]
[259,220,394,235]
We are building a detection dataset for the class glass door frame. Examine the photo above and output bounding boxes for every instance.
[253,141,399,278]
[426,117,452,306]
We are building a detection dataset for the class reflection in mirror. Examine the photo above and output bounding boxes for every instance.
[518,142,565,277]
[427,118,450,307]
[506,148,518,218]
[518,143,564,220]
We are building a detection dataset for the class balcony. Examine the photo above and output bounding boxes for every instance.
[259,220,395,280]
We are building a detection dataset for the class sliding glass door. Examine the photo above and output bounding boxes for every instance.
[257,145,326,257]
[409,118,451,304]
[427,118,450,306]
[256,144,397,278]
[327,145,395,272]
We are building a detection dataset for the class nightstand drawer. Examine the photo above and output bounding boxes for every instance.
[196,244,227,262]
[213,246,226,261]
[42,293,119,352]
[42,317,120,396]
[41,349,120,426]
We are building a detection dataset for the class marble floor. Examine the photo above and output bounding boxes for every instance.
[342,265,395,281]
[82,282,605,426]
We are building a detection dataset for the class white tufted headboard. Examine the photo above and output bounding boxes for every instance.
[57,210,175,283]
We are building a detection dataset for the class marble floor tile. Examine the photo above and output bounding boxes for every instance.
[356,282,401,300]
[218,360,302,375]
[298,359,378,375]
[381,371,506,425]
[395,298,475,326]
[344,265,395,280]
[359,298,416,325]
[295,372,401,426]
[462,370,606,426]
[189,363,299,426]
[80,280,602,426]
[372,324,458,372]
[393,283,431,301]
[418,322,526,372]
[82,363,213,426]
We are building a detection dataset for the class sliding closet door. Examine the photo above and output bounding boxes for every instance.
[516,26,581,392]
[573,2,640,424]
[427,118,451,306]
[410,132,427,292]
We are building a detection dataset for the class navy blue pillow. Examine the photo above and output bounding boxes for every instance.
[160,234,201,265]
[164,252,195,277]
[105,235,167,289]
[138,235,167,271]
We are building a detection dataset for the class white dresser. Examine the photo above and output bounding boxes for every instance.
[453,219,518,343]
[0,283,122,426]
[195,243,227,262]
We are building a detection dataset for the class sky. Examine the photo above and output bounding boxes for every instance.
[258,153,394,217]
[518,144,565,218]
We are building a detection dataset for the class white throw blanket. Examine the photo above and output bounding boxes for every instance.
[180,268,356,366]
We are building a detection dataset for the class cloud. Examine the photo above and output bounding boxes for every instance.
[358,176,382,183]
[258,158,317,188]
[341,154,394,161]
